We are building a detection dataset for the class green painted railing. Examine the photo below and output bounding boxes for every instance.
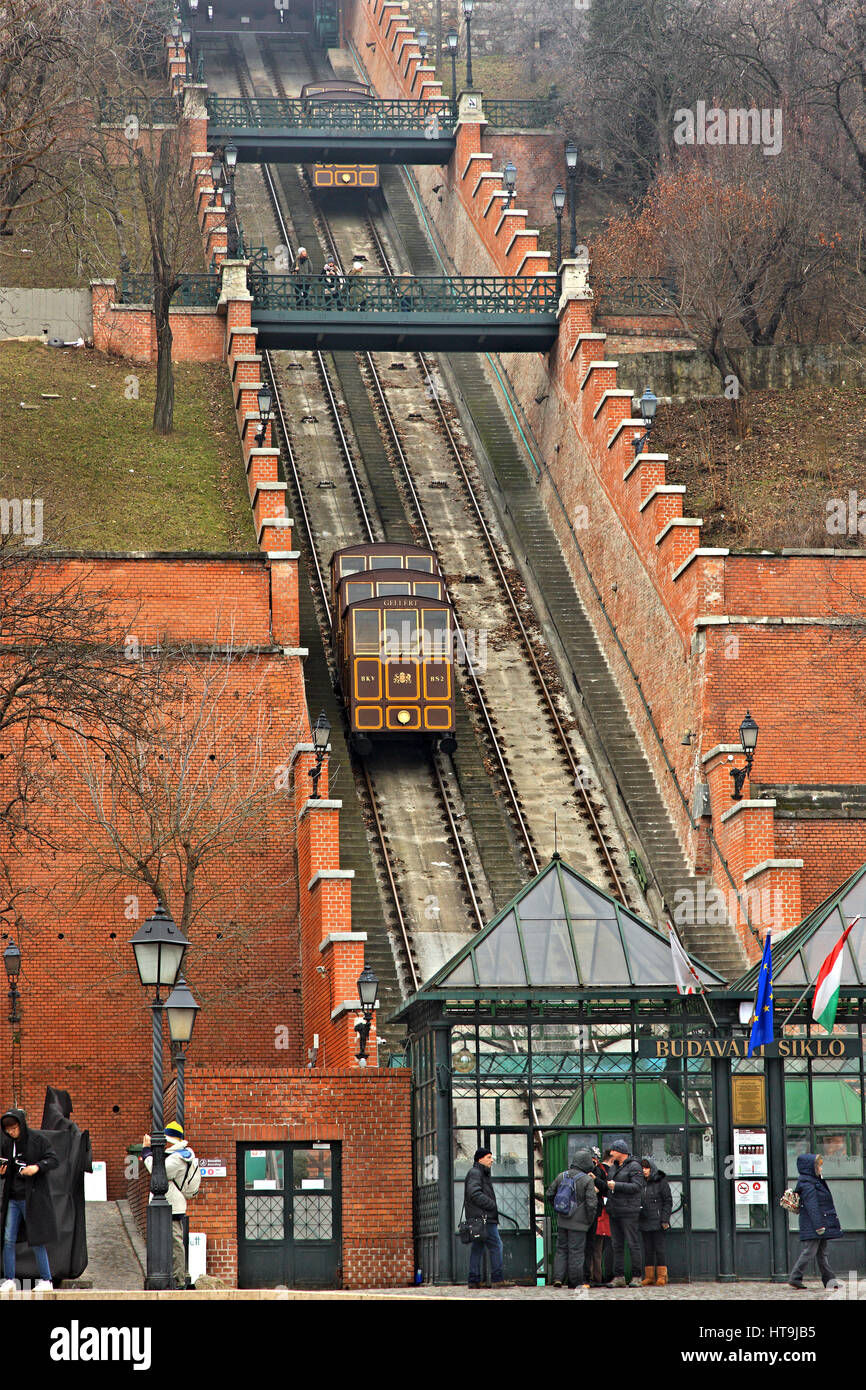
[120,273,220,308]
[249,272,557,315]
[598,276,678,314]
[206,96,456,133]
[99,95,181,126]
[484,99,560,129]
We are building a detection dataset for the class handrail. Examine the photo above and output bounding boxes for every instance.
[99,95,181,126]
[248,272,557,315]
[484,98,561,129]
[119,272,220,307]
[598,276,678,315]
[206,95,457,133]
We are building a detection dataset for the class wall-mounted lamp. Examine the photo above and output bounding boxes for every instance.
[730,711,759,800]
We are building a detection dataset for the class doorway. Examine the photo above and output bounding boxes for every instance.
[237,1142,342,1288]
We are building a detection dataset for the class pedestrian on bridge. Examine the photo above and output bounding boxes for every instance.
[293,246,314,307]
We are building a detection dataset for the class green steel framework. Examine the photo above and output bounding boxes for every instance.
[394,857,866,1286]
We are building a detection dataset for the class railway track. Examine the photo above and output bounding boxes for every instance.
[205,34,643,1056]
[213,36,500,1028]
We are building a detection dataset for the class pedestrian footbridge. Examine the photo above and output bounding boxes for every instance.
[205,96,457,166]
[247,272,559,352]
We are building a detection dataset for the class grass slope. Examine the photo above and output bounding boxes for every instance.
[0,342,254,552]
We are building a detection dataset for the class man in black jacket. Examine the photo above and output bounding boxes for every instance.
[464,1147,504,1288]
[0,1107,59,1290]
[606,1137,645,1287]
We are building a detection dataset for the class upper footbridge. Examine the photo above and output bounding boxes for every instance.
[205,95,458,165]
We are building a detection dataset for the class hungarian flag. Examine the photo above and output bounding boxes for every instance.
[668,923,703,995]
[812,918,859,1034]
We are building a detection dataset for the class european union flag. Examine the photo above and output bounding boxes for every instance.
[747,934,774,1056]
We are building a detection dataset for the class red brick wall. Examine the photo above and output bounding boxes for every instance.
[178,1066,413,1288]
[1,557,311,1195]
[91,282,225,363]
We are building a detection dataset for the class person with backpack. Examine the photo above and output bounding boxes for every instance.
[545,1149,598,1290]
[606,1137,645,1287]
[142,1121,200,1289]
[788,1153,843,1290]
[638,1156,673,1286]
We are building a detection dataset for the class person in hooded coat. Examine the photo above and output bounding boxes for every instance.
[638,1156,673,1286]
[142,1120,199,1289]
[0,1107,59,1289]
[546,1148,598,1290]
[788,1152,843,1290]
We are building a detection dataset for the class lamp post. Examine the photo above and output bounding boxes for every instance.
[207,4,214,22]
[446,29,458,111]
[256,384,272,446]
[4,941,21,1107]
[130,901,189,1290]
[309,711,330,798]
[503,159,517,209]
[181,24,192,80]
[552,184,566,271]
[165,974,200,1131]
[417,27,428,63]
[730,712,759,801]
[632,387,658,455]
[355,964,379,1065]
[565,141,579,257]
[462,0,474,88]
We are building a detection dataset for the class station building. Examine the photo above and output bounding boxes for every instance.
[395,855,866,1284]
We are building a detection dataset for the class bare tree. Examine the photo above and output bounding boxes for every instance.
[56,641,303,1000]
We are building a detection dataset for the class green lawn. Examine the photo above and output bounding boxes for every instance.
[0,342,254,551]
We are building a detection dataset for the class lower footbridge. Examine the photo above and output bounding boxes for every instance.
[247,271,559,351]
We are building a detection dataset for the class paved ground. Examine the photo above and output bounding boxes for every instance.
[61,1200,146,1291]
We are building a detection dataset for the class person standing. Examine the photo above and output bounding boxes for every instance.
[464,1147,504,1289]
[638,1156,673,1286]
[142,1121,200,1290]
[584,1146,611,1286]
[788,1153,843,1290]
[293,246,314,306]
[606,1137,645,1287]
[546,1149,597,1290]
[0,1108,58,1291]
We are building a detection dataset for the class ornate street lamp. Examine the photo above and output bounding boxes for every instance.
[731,712,759,800]
[4,941,21,1025]
[503,160,517,208]
[355,965,379,1064]
[565,140,579,257]
[310,711,331,798]
[417,27,428,62]
[165,973,200,1131]
[210,153,222,191]
[462,0,475,88]
[632,387,658,455]
[257,384,273,445]
[129,901,189,1289]
[446,29,458,110]
[552,184,566,269]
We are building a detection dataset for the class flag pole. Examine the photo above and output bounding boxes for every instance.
[779,915,860,1031]
[669,921,719,1027]
[778,979,813,1031]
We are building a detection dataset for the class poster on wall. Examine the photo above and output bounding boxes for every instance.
[735,1179,769,1205]
[733,1128,768,1177]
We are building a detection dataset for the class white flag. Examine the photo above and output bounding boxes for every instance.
[668,922,703,995]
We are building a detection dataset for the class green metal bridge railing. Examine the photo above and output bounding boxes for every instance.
[99,95,182,126]
[120,273,221,308]
[484,98,561,129]
[206,96,457,133]
[598,276,679,314]
[248,272,558,315]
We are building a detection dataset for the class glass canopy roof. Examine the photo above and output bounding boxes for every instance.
[419,855,724,994]
[734,861,866,993]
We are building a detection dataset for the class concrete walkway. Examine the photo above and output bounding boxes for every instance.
[62,1200,146,1291]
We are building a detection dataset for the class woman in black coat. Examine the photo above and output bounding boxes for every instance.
[1,1108,59,1288]
[788,1153,843,1290]
[638,1157,673,1286]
